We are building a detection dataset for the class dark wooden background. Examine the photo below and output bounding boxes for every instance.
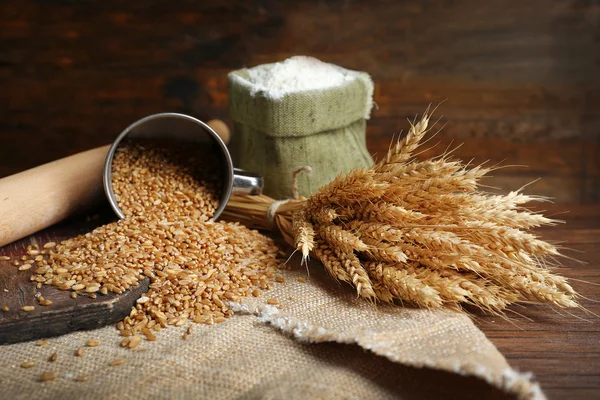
[1,0,599,203]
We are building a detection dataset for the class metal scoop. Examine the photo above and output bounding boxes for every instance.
[102,113,262,220]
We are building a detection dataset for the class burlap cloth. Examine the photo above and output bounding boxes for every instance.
[0,260,543,399]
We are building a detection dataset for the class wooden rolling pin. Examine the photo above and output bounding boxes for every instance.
[0,119,230,248]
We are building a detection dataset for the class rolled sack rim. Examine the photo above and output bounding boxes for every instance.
[227,67,374,137]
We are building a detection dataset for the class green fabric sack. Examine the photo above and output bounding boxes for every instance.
[228,60,374,199]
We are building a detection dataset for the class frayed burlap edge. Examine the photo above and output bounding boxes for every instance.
[230,263,546,400]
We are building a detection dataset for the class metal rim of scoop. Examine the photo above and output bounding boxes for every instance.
[103,112,237,221]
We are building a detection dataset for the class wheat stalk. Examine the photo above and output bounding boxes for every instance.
[374,112,431,171]
[221,111,580,315]
[292,211,315,262]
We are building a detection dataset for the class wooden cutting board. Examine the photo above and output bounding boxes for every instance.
[0,207,149,344]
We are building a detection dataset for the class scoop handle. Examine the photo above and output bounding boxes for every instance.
[0,146,110,248]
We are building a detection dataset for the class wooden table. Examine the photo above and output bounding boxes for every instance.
[1,0,598,397]
[0,203,598,399]
[476,204,600,399]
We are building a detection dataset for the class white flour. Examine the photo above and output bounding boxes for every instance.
[243,56,360,98]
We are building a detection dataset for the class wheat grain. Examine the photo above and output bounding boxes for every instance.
[24,140,283,342]
[39,372,56,382]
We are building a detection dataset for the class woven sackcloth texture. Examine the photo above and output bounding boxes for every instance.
[228,66,374,199]
[0,263,543,400]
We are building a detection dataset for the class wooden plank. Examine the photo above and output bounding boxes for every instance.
[0,209,149,344]
[474,204,600,399]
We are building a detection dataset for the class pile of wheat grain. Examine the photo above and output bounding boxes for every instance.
[291,113,578,314]
[27,140,282,340]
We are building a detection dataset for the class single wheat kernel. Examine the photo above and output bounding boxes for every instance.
[127,335,141,349]
[36,339,49,346]
[75,375,88,382]
[252,289,260,297]
[39,299,53,306]
[223,291,235,300]
[110,359,126,366]
[75,347,84,357]
[85,285,99,293]
[1,306,8,312]
[21,361,36,368]
[49,352,58,362]
[267,298,279,305]
[70,292,78,299]
[19,264,32,271]
[275,276,285,283]
[0,256,10,261]
[39,372,57,381]
[143,330,156,342]
[21,306,35,312]
[86,339,100,347]
[88,293,97,299]
[297,277,306,283]
[12,260,20,266]
[182,333,189,340]
[213,297,224,308]
[43,242,56,249]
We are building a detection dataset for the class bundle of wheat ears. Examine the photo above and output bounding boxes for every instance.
[222,111,579,314]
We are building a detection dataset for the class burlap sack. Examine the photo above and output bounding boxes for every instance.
[228,63,374,199]
[0,260,543,400]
